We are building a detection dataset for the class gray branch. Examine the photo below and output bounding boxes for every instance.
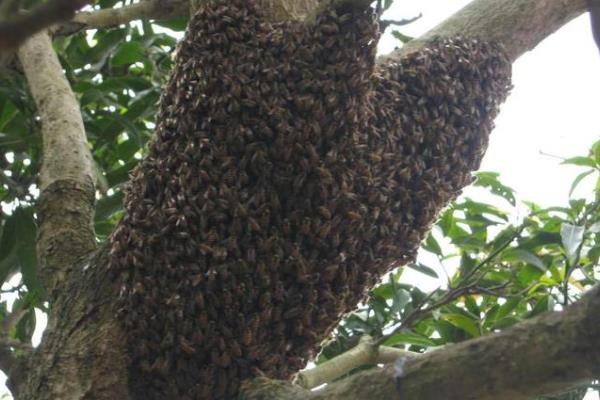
[392,0,588,62]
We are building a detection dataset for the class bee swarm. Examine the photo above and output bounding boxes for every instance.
[108,0,511,398]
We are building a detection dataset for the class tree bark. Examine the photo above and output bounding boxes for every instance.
[15,248,130,400]
[394,0,587,62]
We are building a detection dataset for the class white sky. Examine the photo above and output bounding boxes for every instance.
[1,1,599,398]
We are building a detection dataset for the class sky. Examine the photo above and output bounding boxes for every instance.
[1,0,599,398]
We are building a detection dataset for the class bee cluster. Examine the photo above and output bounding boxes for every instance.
[108,0,511,398]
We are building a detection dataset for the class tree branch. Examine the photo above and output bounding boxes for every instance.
[17,32,96,299]
[379,14,422,31]
[295,336,417,390]
[241,285,600,400]
[55,0,189,35]
[387,0,588,63]
[0,0,90,49]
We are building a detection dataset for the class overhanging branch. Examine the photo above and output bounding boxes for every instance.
[0,0,89,49]
[391,0,588,62]
[55,0,189,35]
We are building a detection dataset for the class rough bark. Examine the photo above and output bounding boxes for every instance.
[17,32,96,298]
[15,248,130,400]
[241,286,600,400]
[394,0,588,62]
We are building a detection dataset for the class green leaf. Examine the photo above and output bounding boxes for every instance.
[500,248,546,271]
[0,214,18,284]
[391,288,411,315]
[473,171,516,206]
[568,170,594,197]
[561,156,597,168]
[592,139,600,165]
[441,314,480,337]
[517,265,545,286]
[406,263,438,279]
[14,308,36,343]
[588,245,600,263]
[423,233,442,255]
[463,295,480,316]
[495,298,521,321]
[111,41,146,67]
[391,31,414,43]
[14,208,44,301]
[560,223,585,263]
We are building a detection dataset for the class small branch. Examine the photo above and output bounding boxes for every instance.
[379,13,422,31]
[295,336,377,389]
[55,0,189,35]
[0,0,89,49]
[17,31,96,299]
[295,336,418,390]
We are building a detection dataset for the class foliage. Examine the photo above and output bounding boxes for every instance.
[317,139,600,398]
[0,11,187,342]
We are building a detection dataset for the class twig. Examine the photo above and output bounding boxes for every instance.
[0,0,90,49]
[460,224,526,285]
[295,335,418,389]
[379,13,422,31]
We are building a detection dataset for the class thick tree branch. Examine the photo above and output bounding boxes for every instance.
[17,32,96,298]
[295,336,417,390]
[242,285,600,400]
[56,0,189,35]
[392,0,588,62]
[0,0,89,49]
